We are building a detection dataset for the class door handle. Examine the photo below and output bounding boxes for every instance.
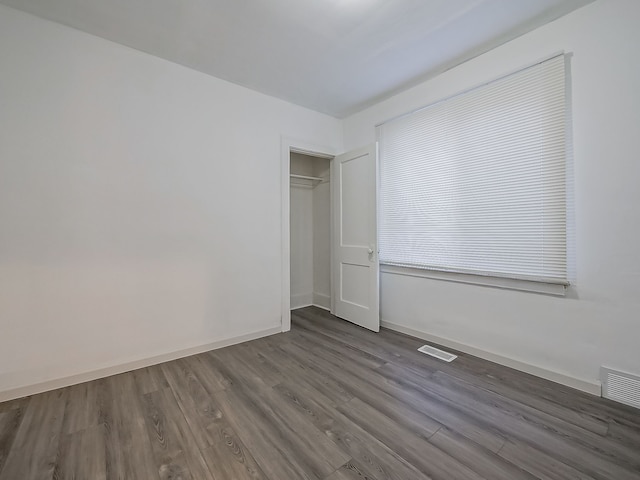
[368,247,374,255]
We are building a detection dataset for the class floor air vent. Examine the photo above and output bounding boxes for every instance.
[601,367,640,409]
[418,344,457,362]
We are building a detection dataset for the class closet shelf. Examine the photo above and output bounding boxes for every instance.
[290,174,324,182]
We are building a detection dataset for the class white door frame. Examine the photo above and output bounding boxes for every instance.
[281,137,336,332]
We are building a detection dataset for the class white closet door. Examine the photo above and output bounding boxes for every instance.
[332,145,379,332]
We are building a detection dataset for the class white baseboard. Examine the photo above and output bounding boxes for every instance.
[381,320,602,397]
[313,303,331,312]
[313,292,331,310]
[0,326,282,403]
[291,292,313,310]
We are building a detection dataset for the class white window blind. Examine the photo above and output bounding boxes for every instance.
[378,55,568,285]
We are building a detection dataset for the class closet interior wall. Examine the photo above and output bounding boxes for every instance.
[290,153,331,310]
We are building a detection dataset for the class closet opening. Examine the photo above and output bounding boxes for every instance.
[289,151,333,313]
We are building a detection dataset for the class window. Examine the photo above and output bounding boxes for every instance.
[378,54,569,293]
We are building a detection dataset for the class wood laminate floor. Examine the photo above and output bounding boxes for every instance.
[1,306,639,480]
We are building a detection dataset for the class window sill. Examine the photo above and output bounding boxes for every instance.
[380,264,568,297]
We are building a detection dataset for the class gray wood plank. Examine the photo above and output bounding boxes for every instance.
[54,425,107,480]
[606,421,640,450]
[160,358,219,450]
[208,349,354,479]
[291,327,389,370]
[142,387,215,480]
[263,341,355,406]
[225,380,350,478]
[0,397,28,414]
[337,397,485,480]
[0,389,66,480]
[211,388,320,480]
[324,461,375,480]
[271,377,435,480]
[133,365,169,395]
[200,425,269,480]
[498,438,598,480]
[209,346,283,389]
[209,350,351,479]
[0,406,26,476]
[228,341,287,387]
[323,419,433,480]
[94,377,128,480]
[187,353,231,394]
[428,428,538,480]
[102,373,161,480]
[61,380,99,435]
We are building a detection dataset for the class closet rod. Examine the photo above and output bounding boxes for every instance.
[290,174,324,182]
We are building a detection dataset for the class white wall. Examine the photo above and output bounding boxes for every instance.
[0,5,342,397]
[312,159,331,309]
[290,154,315,308]
[343,0,640,390]
[289,185,314,307]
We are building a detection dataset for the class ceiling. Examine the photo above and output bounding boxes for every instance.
[1,0,593,118]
